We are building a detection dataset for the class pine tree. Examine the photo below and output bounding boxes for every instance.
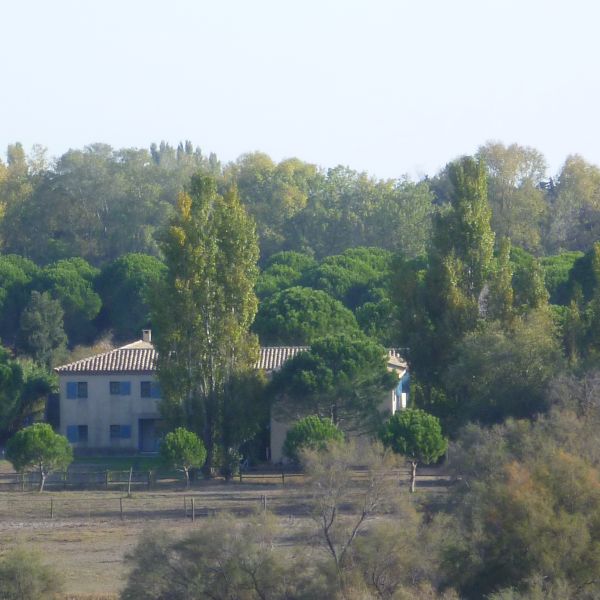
[152,175,259,476]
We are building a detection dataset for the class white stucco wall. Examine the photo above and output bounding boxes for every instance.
[59,374,161,451]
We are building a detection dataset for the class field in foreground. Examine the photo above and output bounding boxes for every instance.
[0,468,450,597]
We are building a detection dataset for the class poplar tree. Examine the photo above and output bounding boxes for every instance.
[152,175,259,475]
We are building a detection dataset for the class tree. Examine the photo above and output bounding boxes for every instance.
[443,416,600,599]
[380,408,447,492]
[122,513,330,600]
[5,423,72,492]
[283,415,344,463]
[0,351,55,444]
[95,253,166,342]
[255,251,316,298]
[0,547,63,600]
[36,257,101,345]
[270,333,397,434]
[301,440,400,589]
[152,175,260,476]
[253,286,360,345]
[160,427,207,488]
[444,311,563,431]
[476,142,548,252]
[17,291,67,368]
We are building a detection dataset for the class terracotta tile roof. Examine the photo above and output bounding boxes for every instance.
[55,341,405,375]
[256,346,309,371]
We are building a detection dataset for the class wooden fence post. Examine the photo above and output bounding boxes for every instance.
[127,467,133,498]
[239,471,243,483]
[147,471,151,490]
[50,498,53,519]
[119,497,123,521]
[281,472,285,486]
[184,496,187,518]
[191,497,195,522]
[105,470,109,490]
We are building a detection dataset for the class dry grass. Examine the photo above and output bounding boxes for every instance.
[0,466,450,597]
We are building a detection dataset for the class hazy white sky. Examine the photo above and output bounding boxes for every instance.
[2,0,599,179]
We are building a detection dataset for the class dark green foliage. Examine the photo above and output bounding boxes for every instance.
[380,408,447,465]
[270,333,397,433]
[443,311,563,431]
[283,415,344,462]
[302,246,393,309]
[95,253,165,341]
[255,251,316,298]
[0,548,63,600]
[540,251,583,305]
[6,423,72,492]
[0,254,40,345]
[253,286,360,345]
[0,350,55,443]
[564,243,600,303]
[36,257,101,345]
[17,291,67,368]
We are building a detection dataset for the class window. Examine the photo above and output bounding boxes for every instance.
[67,382,88,399]
[109,381,131,396]
[66,425,88,443]
[141,381,161,398]
[110,424,132,440]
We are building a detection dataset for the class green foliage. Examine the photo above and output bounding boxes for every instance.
[0,254,40,345]
[0,350,55,443]
[5,423,72,491]
[17,291,67,368]
[95,253,166,341]
[444,413,600,598]
[540,251,583,305]
[36,257,101,344]
[255,251,317,298]
[476,142,548,252]
[160,427,206,485]
[487,237,514,322]
[152,175,260,475]
[253,286,360,345]
[510,247,549,310]
[283,415,344,463]
[0,547,63,600]
[302,246,393,309]
[380,408,447,465]
[546,154,600,253]
[270,333,397,433]
[444,311,563,430]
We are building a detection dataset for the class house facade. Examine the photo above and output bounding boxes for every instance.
[55,331,408,459]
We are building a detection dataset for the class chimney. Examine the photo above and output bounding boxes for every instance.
[142,329,152,343]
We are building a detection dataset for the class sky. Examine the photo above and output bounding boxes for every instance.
[1,0,599,180]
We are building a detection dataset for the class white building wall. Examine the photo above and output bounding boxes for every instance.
[59,374,161,451]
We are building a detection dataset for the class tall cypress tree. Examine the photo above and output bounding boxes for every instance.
[152,175,259,475]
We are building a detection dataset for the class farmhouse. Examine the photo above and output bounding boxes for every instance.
[54,330,408,460]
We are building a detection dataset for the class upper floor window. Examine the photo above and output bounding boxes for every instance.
[109,381,131,396]
[67,382,88,399]
[141,381,161,398]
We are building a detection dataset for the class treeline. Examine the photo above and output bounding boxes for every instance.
[3,141,600,269]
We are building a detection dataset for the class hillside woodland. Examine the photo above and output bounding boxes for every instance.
[3,140,600,597]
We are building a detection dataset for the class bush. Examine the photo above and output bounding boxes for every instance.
[283,415,344,463]
[0,548,63,599]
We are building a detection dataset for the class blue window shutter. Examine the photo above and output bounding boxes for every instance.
[121,425,132,439]
[66,425,78,443]
[122,381,131,395]
[66,382,77,399]
[151,383,161,398]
